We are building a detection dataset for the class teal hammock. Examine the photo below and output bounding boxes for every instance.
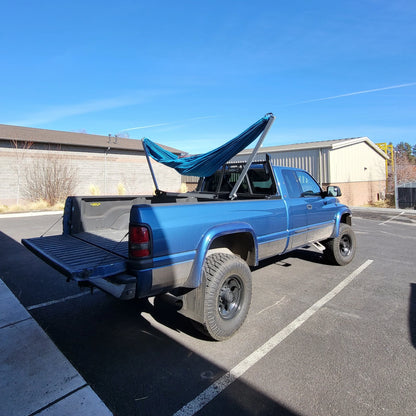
[142,114,273,177]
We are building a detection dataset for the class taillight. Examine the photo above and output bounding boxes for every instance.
[129,225,151,258]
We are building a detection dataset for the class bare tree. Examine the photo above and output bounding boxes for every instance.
[24,150,78,206]
[11,139,33,205]
[386,142,416,194]
[395,152,416,185]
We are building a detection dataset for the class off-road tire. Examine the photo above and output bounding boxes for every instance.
[324,223,356,266]
[197,253,252,341]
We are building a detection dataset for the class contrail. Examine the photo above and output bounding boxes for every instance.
[6,89,172,126]
[119,122,170,132]
[118,115,216,134]
[287,82,416,106]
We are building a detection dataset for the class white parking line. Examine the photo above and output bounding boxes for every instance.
[379,211,404,225]
[174,259,374,416]
[27,292,91,311]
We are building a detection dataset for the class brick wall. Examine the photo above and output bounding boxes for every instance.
[324,180,387,206]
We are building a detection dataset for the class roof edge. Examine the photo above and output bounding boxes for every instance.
[331,137,389,159]
[238,137,389,159]
[0,123,182,154]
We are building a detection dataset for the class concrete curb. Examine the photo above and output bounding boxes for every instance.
[0,211,63,219]
[0,279,113,416]
[351,206,416,215]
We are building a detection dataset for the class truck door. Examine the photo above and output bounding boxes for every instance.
[281,169,310,249]
[294,170,338,242]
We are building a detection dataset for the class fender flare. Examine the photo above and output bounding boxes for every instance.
[184,222,257,288]
[332,207,352,238]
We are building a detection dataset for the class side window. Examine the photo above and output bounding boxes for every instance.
[282,170,302,198]
[296,171,321,196]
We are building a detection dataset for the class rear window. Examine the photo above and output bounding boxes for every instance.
[198,166,278,196]
[247,168,277,195]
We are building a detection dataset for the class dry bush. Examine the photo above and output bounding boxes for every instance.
[117,183,126,195]
[11,139,33,205]
[0,200,64,214]
[24,153,78,206]
[89,184,101,195]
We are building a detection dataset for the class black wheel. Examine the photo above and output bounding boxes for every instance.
[198,252,252,341]
[324,223,356,266]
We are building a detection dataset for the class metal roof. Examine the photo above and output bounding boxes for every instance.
[0,124,389,161]
[398,182,416,188]
[0,123,181,154]
[238,137,389,159]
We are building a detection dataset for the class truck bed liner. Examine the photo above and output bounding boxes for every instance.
[22,234,127,280]
[75,229,129,258]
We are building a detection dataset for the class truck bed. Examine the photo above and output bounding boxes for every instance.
[75,229,129,258]
[22,194,204,281]
[22,190,280,282]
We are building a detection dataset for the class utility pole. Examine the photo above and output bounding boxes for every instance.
[394,150,399,209]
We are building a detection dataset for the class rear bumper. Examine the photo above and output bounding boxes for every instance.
[129,260,193,298]
[91,274,137,300]
[22,234,194,301]
[91,257,194,300]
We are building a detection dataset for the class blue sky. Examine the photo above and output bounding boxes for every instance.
[1,0,415,153]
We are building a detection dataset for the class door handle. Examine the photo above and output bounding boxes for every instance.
[307,204,312,210]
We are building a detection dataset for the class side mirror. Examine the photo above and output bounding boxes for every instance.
[327,185,342,197]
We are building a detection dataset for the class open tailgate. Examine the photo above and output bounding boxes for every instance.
[22,235,127,281]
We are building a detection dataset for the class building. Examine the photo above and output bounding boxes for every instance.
[1,123,389,208]
[0,124,182,206]
[231,137,389,206]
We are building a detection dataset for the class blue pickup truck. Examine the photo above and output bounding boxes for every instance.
[22,157,355,340]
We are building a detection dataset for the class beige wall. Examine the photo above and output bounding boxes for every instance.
[0,145,182,205]
[330,142,386,183]
[328,142,387,206]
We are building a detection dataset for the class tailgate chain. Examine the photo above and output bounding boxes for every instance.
[40,215,63,237]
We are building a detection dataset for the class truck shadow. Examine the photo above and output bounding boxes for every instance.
[410,284,416,349]
[148,248,330,340]
[254,247,326,271]
[0,230,301,416]
[30,292,300,416]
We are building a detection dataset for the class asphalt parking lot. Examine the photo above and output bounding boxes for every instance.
[1,208,415,416]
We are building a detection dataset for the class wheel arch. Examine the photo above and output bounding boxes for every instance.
[177,224,256,326]
[332,208,352,237]
[341,212,352,226]
[184,223,257,289]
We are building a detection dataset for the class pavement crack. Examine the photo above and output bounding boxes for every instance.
[27,383,88,416]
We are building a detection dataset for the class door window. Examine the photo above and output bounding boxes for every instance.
[282,170,302,198]
[296,171,321,196]
[282,170,321,198]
